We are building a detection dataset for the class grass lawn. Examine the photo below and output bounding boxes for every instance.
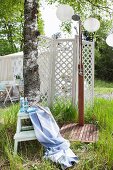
[95,79,113,94]
[0,98,113,170]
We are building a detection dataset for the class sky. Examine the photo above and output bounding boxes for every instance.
[40,2,61,37]
[40,1,77,38]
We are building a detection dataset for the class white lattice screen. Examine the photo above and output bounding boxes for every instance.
[82,41,94,104]
[35,36,94,106]
[37,36,53,104]
[50,39,78,105]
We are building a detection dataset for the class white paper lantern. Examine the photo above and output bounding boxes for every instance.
[56,4,74,22]
[83,17,100,32]
[106,33,113,47]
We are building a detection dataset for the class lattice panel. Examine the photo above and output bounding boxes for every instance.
[82,41,94,103]
[36,36,94,106]
[53,40,76,102]
[37,36,52,104]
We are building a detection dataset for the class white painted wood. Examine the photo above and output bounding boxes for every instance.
[4,86,13,104]
[14,130,36,141]
[14,111,36,154]
[92,40,95,105]
[13,131,36,154]
[82,40,94,104]
[48,38,54,106]
[21,126,33,131]
[76,36,79,105]
[14,140,18,155]
[49,38,56,106]
[72,36,78,106]
[16,117,21,133]
[18,112,30,119]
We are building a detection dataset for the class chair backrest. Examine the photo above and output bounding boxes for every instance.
[1,80,15,85]
[0,57,13,81]
[0,83,6,91]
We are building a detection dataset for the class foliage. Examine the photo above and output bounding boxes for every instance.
[38,8,45,35]
[48,0,112,20]
[94,18,113,81]
[0,39,17,55]
[50,99,78,125]
[0,0,24,55]
[0,0,44,56]
[85,98,113,129]
[95,44,113,81]
[60,22,72,35]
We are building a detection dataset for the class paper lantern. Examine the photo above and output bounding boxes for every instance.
[106,33,113,47]
[56,4,74,22]
[83,17,100,32]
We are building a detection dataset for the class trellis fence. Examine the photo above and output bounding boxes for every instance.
[0,36,94,106]
[37,36,94,106]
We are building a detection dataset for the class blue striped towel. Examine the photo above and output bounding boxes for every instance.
[27,106,79,169]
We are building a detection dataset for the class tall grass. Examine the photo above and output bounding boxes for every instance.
[95,79,113,94]
[85,98,113,131]
[50,99,78,125]
[73,98,113,170]
[0,104,22,170]
[95,79,113,88]
[0,98,113,169]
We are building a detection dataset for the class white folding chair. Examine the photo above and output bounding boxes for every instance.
[0,83,7,103]
[4,85,13,104]
[0,82,14,104]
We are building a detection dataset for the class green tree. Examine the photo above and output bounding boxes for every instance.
[48,0,112,20]
[0,0,44,56]
[94,19,113,81]
[0,0,24,55]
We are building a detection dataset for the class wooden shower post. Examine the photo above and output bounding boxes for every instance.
[72,15,84,126]
[78,20,84,126]
[78,64,84,126]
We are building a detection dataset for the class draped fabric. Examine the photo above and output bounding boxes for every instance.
[27,106,79,169]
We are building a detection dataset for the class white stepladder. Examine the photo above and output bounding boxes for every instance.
[14,111,36,154]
